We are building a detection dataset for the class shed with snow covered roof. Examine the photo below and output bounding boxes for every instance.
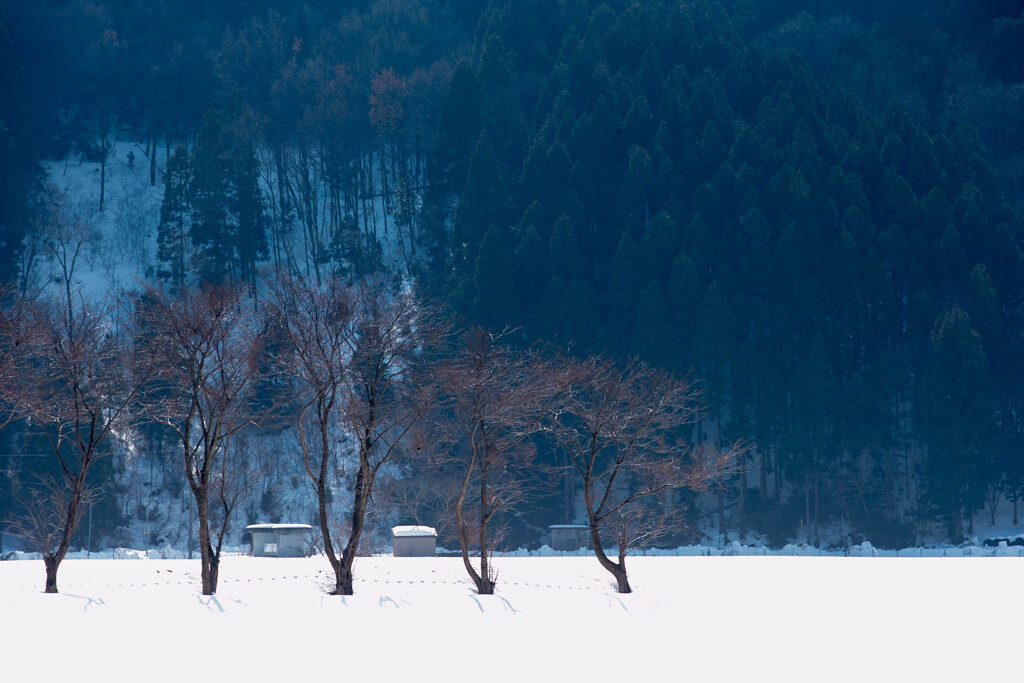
[246,524,312,558]
[392,525,437,557]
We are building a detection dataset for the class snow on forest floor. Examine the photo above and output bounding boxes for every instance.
[2,555,1021,681]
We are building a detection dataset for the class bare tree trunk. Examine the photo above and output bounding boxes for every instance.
[39,473,86,594]
[336,438,372,596]
[149,123,157,187]
[759,448,768,505]
[454,458,482,592]
[476,462,494,595]
[208,546,220,592]
[197,492,217,595]
[737,462,746,538]
[813,469,820,548]
[562,447,574,523]
[989,484,998,526]
[590,523,630,593]
[273,146,288,270]
[313,418,342,592]
[804,487,811,545]
[773,444,782,504]
[43,556,60,593]
[717,485,724,537]
[99,136,107,212]
[338,551,356,596]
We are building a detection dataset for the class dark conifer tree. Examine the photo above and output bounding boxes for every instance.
[919,308,993,541]
[449,131,510,315]
[473,224,519,331]
[790,333,838,547]
[189,112,234,283]
[156,145,190,293]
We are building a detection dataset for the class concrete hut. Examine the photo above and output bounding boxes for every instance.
[391,525,437,557]
[549,524,591,551]
[246,523,313,557]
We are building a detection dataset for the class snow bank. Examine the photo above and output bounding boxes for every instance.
[6,538,1024,563]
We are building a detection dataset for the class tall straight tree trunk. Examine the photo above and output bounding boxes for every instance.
[149,123,157,187]
[805,488,811,545]
[99,130,108,212]
[715,417,724,536]
[758,447,769,518]
[717,486,725,537]
[813,469,820,548]
[738,465,746,538]
[773,444,782,503]
[273,146,289,270]
[377,143,389,237]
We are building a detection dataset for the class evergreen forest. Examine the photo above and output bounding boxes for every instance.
[1,0,1023,551]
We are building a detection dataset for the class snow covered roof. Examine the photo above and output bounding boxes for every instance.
[548,524,589,529]
[245,524,313,532]
[392,525,437,537]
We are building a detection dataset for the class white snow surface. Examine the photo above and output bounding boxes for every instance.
[246,523,314,531]
[392,525,437,537]
[1,553,1021,681]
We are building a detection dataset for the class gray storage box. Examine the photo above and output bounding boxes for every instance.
[246,523,313,557]
[549,524,591,551]
[392,525,437,557]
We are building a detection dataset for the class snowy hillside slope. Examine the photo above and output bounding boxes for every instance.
[36,140,164,294]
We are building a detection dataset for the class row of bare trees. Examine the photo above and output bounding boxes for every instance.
[0,276,737,595]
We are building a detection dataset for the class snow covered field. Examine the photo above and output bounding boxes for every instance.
[2,554,1020,681]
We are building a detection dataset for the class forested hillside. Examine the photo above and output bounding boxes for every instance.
[0,0,1022,551]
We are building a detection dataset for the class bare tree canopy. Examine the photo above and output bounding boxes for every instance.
[137,282,278,595]
[331,278,443,594]
[272,274,443,595]
[1,288,144,592]
[432,327,558,595]
[549,355,739,593]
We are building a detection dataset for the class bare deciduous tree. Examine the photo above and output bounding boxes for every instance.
[273,274,441,595]
[138,283,276,595]
[268,273,355,594]
[332,279,442,595]
[434,328,557,595]
[549,356,738,593]
[1,288,144,592]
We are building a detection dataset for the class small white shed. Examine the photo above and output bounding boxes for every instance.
[246,523,312,558]
[549,524,590,551]
[392,525,437,557]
